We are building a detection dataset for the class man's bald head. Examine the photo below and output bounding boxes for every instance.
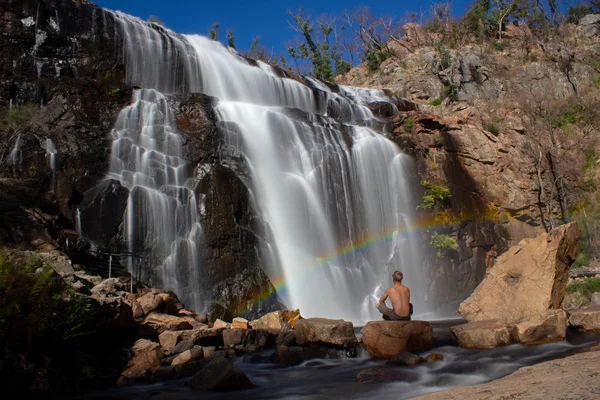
[392,271,403,283]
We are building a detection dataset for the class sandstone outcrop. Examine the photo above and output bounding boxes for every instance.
[295,318,357,348]
[450,320,511,349]
[118,339,162,386]
[459,223,579,325]
[360,321,433,357]
[510,310,568,344]
[568,306,600,332]
[249,309,302,329]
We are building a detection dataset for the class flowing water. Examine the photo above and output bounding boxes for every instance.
[106,89,203,310]
[102,11,426,320]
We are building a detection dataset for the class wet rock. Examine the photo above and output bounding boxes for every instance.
[385,351,427,366]
[78,179,129,248]
[249,309,302,330]
[118,339,162,386]
[511,310,567,344]
[270,345,303,367]
[276,329,297,346]
[188,357,254,391]
[355,366,421,384]
[459,223,579,325]
[295,318,356,348]
[360,321,433,357]
[171,346,203,366]
[451,320,510,348]
[568,306,600,332]
[426,352,444,362]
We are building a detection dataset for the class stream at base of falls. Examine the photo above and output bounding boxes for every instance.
[74,321,600,400]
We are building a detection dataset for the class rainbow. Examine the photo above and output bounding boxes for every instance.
[230,214,481,316]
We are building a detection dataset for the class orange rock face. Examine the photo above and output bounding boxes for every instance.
[360,321,433,357]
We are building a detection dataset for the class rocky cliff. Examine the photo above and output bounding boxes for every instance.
[339,20,600,308]
[0,0,282,319]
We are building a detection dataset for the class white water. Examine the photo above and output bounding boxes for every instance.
[108,11,426,320]
[106,89,203,310]
[44,138,57,188]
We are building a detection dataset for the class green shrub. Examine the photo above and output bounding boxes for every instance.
[438,45,452,70]
[429,98,443,106]
[594,75,600,89]
[493,40,508,51]
[552,111,578,129]
[487,123,500,136]
[418,180,451,210]
[365,49,394,72]
[403,117,415,132]
[430,232,458,259]
[566,277,600,298]
[106,88,120,97]
[442,84,460,102]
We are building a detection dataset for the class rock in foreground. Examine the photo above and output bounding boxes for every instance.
[459,222,578,325]
[511,310,567,344]
[450,320,510,349]
[188,357,254,391]
[360,321,433,357]
[295,318,357,348]
[568,306,600,332]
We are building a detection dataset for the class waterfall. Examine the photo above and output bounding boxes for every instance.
[106,10,427,321]
[106,89,203,311]
[43,138,57,188]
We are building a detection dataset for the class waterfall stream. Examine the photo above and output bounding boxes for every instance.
[105,11,427,321]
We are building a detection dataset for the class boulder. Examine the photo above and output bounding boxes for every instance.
[270,345,303,367]
[385,351,427,366]
[90,277,130,297]
[223,329,245,347]
[450,320,511,348]
[223,328,278,352]
[459,223,579,325]
[231,317,249,329]
[213,319,230,329]
[118,339,162,386]
[137,291,164,315]
[91,295,135,328]
[360,321,433,357]
[179,309,208,324]
[136,290,184,316]
[188,357,254,391]
[158,330,184,354]
[249,309,302,330]
[276,329,297,346]
[139,312,193,336]
[568,306,600,332]
[170,340,194,355]
[426,352,443,362]
[171,346,204,366]
[511,310,567,344]
[295,318,357,348]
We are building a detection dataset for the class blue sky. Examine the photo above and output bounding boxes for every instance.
[93,0,471,55]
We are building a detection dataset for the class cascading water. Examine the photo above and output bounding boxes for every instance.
[107,11,427,321]
[106,89,203,311]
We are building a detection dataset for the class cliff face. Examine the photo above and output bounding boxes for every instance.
[0,0,281,319]
[339,20,599,307]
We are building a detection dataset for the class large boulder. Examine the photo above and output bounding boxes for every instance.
[118,339,162,386]
[295,318,357,348]
[249,309,302,329]
[90,295,135,328]
[171,346,204,366]
[459,223,579,325]
[139,312,193,336]
[360,321,433,357]
[568,306,600,331]
[188,357,254,391]
[578,14,600,37]
[450,320,511,348]
[270,345,304,367]
[223,328,278,352]
[511,310,567,344]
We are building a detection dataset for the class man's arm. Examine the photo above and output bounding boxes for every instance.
[377,289,389,306]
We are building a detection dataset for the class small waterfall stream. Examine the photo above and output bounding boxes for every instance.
[106,89,203,310]
[102,11,427,320]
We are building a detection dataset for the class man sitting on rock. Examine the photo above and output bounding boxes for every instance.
[376,271,412,321]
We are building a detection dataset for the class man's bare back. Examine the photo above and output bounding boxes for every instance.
[379,283,410,316]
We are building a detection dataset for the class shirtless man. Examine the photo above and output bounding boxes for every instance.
[376,271,411,321]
